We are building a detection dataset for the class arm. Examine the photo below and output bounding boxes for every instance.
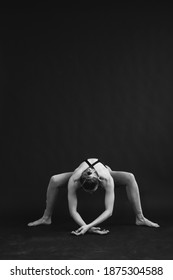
[74,176,115,235]
[68,175,86,227]
[88,177,114,228]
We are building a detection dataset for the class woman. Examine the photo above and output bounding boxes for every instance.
[28,158,159,235]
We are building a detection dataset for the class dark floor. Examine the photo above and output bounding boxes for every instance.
[0,219,173,260]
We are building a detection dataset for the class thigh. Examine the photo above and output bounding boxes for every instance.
[110,171,132,186]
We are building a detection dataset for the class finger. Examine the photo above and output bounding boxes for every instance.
[71,231,81,236]
[75,231,84,235]
[71,231,77,235]
[75,227,83,233]
[95,229,110,235]
[99,231,109,235]
[89,229,105,235]
[97,230,109,235]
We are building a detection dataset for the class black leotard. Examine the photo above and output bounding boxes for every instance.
[85,159,107,169]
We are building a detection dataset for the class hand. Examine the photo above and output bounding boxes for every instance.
[71,226,110,236]
[71,224,90,236]
[89,227,110,235]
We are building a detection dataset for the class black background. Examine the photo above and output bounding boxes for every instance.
[1,7,173,227]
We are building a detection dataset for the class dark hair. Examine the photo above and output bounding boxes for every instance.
[80,168,99,192]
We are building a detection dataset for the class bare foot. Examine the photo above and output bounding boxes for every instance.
[136,217,160,228]
[28,217,51,227]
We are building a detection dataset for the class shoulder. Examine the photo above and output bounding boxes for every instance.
[105,165,112,172]
[100,173,114,190]
[71,161,88,181]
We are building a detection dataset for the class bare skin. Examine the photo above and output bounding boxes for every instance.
[28,217,51,226]
[136,217,159,227]
[28,158,159,234]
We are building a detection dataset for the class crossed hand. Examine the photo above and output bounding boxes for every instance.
[71,225,109,236]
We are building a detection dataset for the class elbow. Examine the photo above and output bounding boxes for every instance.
[69,208,76,218]
[108,210,113,217]
[69,209,73,217]
[69,211,75,220]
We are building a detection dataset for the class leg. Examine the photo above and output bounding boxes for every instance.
[110,171,159,227]
[28,172,73,226]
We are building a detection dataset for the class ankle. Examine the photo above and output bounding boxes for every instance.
[43,213,51,220]
[136,213,144,220]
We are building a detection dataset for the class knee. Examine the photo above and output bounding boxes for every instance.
[50,175,58,187]
[127,173,136,184]
[68,175,75,187]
